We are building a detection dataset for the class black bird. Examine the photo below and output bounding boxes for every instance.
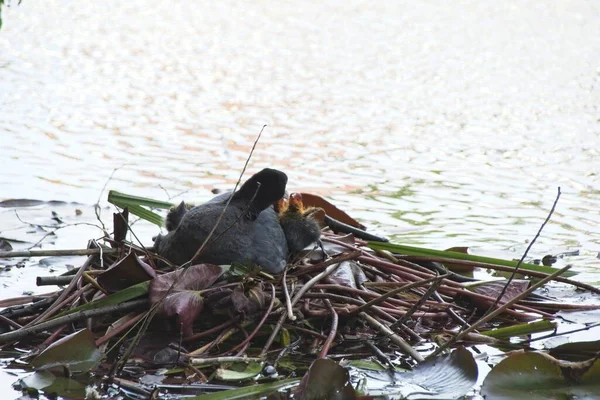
[154,168,289,273]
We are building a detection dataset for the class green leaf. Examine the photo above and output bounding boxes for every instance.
[188,378,300,399]
[107,190,174,209]
[31,329,102,373]
[215,361,264,382]
[482,320,557,339]
[280,327,291,347]
[367,241,577,277]
[107,190,171,226]
[52,281,149,319]
[481,351,600,399]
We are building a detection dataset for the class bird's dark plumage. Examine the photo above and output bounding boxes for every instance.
[154,168,289,273]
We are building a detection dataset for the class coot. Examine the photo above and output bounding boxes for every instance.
[154,168,289,273]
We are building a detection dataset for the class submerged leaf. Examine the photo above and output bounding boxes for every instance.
[363,346,477,399]
[149,264,225,336]
[17,371,87,399]
[464,279,530,309]
[31,329,102,373]
[481,351,600,399]
[293,358,356,400]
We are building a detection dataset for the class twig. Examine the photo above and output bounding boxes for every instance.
[183,319,238,342]
[348,274,448,317]
[261,252,355,356]
[187,125,266,267]
[13,210,107,250]
[36,276,77,286]
[0,248,118,259]
[190,356,263,366]
[389,276,445,329]
[360,312,424,362]
[95,166,125,234]
[0,293,58,308]
[402,255,600,294]
[319,295,338,359]
[0,299,148,345]
[95,312,146,347]
[24,256,92,327]
[427,264,572,359]
[0,314,22,330]
[487,187,561,314]
[282,268,295,321]
[229,284,276,356]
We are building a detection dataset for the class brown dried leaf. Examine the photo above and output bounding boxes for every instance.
[97,252,157,293]
[299,193,365,230]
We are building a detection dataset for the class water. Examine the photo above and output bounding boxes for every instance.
[1,0,600,394]
[1,1,599,248]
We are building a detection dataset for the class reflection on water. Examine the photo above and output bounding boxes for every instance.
[1,0,600,256]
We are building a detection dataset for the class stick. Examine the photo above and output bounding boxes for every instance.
[0,248,118,259]
[347,274,448,317]
[260,252,356,356]
[427,264,572,359]
[487,187,561,313]
[190,356,263,366]
[360,312,424,362]
[187,125,266,267]
[36,276,76,286]
[282,268,295,321]
[0,299,148,345]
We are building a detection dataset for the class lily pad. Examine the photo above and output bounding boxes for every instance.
[293,358,356,400]
[549,339,600,362]
[481,351,600,399]
[16,371,87,399]
[31,329,102,373]
[363,346,477,399]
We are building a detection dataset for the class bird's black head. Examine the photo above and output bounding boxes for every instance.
[234,168,288,217]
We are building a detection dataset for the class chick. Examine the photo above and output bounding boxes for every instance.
[278,192,324,253]
[165,201,191,232]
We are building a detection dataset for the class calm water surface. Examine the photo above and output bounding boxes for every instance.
[1,1,600,396]
[1,0,600,253]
